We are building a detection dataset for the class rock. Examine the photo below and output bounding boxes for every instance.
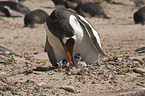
[59,85,75,92]
[24,70,33,75]
[0,72,7,75]
[91,80,97,84]
[106,64,116,70]
[25,80,35,84]
[77,61,87,68]
[133,68,145,74]
[132,58,144,66]
[56,94,62,96]
[135,47,145,53]
[37,83,53,89]
[130,56,145,60]
[0,45,11,54]
[130,56,145,66]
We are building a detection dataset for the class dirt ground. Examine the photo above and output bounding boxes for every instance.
[0,0,145,96]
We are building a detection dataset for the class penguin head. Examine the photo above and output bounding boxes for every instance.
[61,35,76,65]
[24,14,36,28]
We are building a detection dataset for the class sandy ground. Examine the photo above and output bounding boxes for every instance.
[0,0,145,95]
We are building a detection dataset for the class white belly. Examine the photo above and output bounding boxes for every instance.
[45,20,100,64]
[74,30,100,64]
[45,23,68,62]
[69,15,100,64]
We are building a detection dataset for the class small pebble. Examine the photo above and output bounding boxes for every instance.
[133,68,145,74]
[37,83,53,89]
[77,61,87,68]
[59,85,75,92]
[132,58,144,66]
[91,80,96,84]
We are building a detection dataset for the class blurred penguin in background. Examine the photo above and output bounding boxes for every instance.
[0,5,10,17]
[64,0,89,9]
[0,1,31,15]
[24,9,48,28]
[51,0,66,8]
[75,2,109,18]
[134,6,145,25]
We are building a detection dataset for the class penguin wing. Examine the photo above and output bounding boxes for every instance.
[77,15,105,56]
[45,34,58,67]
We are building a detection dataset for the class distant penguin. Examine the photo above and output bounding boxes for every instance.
[3,5,24,17]
[64,0,89,9]
[134,6,145,25]
[75,2,109,18]
[0,5,10,17]
[18,0,26,2]
[51,0,66,8]
[0,1,31,15]
[133,0,145,6]
[104,0,112,2]
[24,9,48,28]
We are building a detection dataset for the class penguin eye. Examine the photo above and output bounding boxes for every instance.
[66,38,75,47]
[62,37,70,44]
[62,35,76,44]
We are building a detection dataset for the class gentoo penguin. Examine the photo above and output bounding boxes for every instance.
[24,9,48,28]
[0,1,31,15]
[75,2,109,18]
[51,0,66,8]
[134,6,145,25]
[64,0,89,9]
[44,8,105,67]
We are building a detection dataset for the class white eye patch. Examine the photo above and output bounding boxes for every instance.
[72,35,76,40]
[62,35,76,44]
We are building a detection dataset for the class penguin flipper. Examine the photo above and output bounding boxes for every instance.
[77,15,105,56]
[45,36,59,67]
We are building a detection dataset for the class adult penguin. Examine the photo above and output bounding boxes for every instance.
[0,1,31,15]
[44,8,105,67]
[24,9,48,28]
[134,6,145,25]
[75,2,109,18]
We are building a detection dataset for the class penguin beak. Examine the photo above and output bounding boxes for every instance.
[64,46,74,65]
[63,38,75,65]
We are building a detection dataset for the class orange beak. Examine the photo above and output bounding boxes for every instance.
[62,37,75,65]
[64,46,72,64]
